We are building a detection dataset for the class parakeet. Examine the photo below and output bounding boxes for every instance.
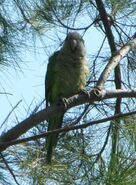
[45,32,89,163]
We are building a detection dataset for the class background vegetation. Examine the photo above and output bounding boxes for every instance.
[0,0,136,184]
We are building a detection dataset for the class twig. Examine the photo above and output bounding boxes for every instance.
[49,0,97,31]
[96,123,112,160]
[89,124,112,170]
[0,152,20,185]
[0,100,22,129]
[0,92,12,95]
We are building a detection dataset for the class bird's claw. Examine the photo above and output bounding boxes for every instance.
[79,89,90,99]
[57,97,68,109]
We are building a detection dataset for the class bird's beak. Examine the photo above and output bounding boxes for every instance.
[70,39,77,51]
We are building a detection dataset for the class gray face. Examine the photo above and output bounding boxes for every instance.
[62,32,86,58]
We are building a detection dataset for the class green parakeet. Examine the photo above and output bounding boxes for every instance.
[45,32,89,163]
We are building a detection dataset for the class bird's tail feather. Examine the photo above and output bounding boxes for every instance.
[46,114,64,163]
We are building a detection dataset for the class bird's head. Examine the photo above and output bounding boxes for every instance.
[61,32,87,58]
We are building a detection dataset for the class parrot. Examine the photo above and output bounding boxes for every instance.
[45,32,89,163]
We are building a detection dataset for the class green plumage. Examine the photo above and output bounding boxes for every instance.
[45,32,89,163]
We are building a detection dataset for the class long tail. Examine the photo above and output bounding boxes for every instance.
[46,113,64,163]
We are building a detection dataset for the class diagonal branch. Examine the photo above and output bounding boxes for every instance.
[0,152,20,185]
[1,89,136,151]
[96,37,136,90]
[0,109,136,150]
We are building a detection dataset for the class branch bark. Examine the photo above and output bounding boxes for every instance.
[1,89,136,151]
[95,0,122,114]
[96,37,136,89]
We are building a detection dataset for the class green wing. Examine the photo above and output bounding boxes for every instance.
[45,51,59,107]
[45,51,64,163]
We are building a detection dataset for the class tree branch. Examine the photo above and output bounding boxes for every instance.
[0,109,136,150]
[96,37,136,90]
[95,0,121,114]
[0,152,20,185]
[95,0,116,52]
[0,89,136,151]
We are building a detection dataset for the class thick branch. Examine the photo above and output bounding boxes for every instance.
[0,89,136,151]
[95,0,122,113]
[104,89,136,99]
[0,105,63,144]
[96,37,136,89]
[95,0,116,52]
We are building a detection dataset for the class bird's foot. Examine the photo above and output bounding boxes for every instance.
[79,89,90,99]
[57,97,68,110]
